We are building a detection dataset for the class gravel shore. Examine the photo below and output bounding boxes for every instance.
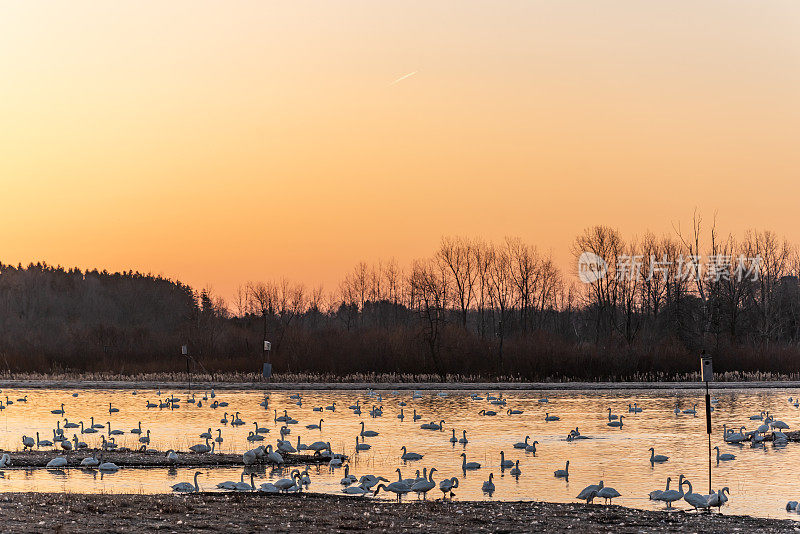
[1,492,796,533]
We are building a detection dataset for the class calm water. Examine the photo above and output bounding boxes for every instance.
[0,386,798,519]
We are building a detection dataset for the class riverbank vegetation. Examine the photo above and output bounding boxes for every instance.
[2,215,800,380]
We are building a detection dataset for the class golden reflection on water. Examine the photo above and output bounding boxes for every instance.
[0,387,798,519]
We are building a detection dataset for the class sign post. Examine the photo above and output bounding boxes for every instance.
[262,340,272,379]
[182,344,190,392]
[701,354,714,495]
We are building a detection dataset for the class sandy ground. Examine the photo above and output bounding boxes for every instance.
[0,492,796,533]
[3,379,800,391]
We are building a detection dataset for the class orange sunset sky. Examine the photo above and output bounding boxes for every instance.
[1,2,799,300]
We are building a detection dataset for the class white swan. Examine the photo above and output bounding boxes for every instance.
[0,454,11,467]
[340,465,357,485]
[358,474,389,490]
[355,436,371,451]
[708,487,729,510]
[274,470,301,492]
[36,432,53,448]
[577,480,603,503]
[554,461,569,478]
[373,481,412,501]
[420,420,445,430]
[607,415,624,428]
[713,446,735,462]
[234,473,256,491]
[411,468,436,499]
[500,451,514,468]
[259,482,280,493]
[439,477,458,499]
[510,460,521,476]
[481,473,495,493]
[513,436,530,449]
[305,419,323,430]
[359,421,379,437]
[683,480,710,511]
[400,446,424,461]
[80,454,99,467]
[81,421,98,434]
[46,456,68,468]
[649,477,670,500]
[21,435,35,450]
[460,453,481,470]
[172,471,201,493]
[342,484,370,496]
[266,444,284,464]
[189,438,212,454]
[459,430,469,444]
[597,486,621,504]
[657,474,685,508]
[98,460,120,472]
[649,447,668,463]
[544,413,560,421]
[525,440,539,454]
[216,472,244,490]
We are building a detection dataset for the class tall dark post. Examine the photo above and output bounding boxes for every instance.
[701,353,714,496]
[182,344,190,392]
[262,340,272,380]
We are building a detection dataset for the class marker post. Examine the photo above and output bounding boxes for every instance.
[701,355,714,495]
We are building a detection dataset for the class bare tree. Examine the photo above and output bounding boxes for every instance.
[436,236,477,328]
[409,259,448,379]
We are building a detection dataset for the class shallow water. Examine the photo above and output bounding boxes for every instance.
[0,386,798,519]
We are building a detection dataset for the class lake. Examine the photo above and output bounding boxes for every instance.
[0,386,796,519]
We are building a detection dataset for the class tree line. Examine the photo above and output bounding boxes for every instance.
[3,216,800,379]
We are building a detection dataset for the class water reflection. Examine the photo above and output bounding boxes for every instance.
[0,387,798,518]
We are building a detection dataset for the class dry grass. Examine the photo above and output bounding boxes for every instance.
[2,369,800,384]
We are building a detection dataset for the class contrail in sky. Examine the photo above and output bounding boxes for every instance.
[387,71,417,87]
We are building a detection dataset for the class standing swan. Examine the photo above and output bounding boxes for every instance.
[439,477,458,499]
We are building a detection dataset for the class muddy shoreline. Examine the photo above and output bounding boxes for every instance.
[0,448,331,468]
[2,378,800,391]
[0,492,795,533]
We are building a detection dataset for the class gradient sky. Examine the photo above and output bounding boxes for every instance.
[1,1,799,300]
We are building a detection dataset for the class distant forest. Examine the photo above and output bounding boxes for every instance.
[3,217,800,380]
